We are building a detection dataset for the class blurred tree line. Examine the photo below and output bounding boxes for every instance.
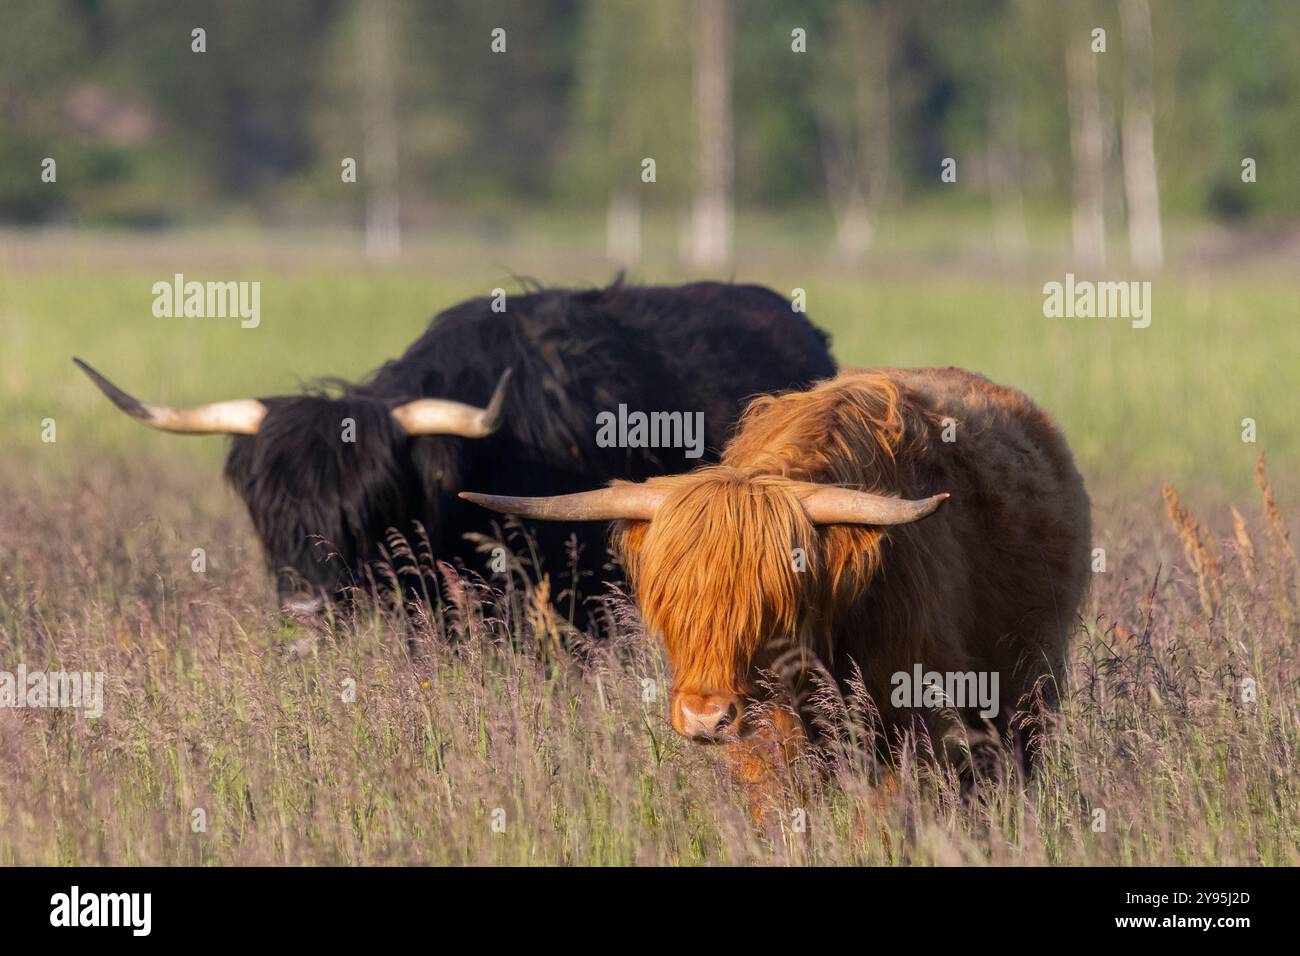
[1,0,1296,258]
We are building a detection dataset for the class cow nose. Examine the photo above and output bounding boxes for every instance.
[674,692,739,742]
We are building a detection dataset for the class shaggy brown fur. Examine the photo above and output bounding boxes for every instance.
[613,368,1091,767]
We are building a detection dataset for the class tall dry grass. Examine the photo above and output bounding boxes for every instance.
[0,457,1297,865]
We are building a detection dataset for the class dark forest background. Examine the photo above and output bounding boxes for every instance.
[4,0,1298,269]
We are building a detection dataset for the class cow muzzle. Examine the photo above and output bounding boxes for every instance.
[672,691,742,743]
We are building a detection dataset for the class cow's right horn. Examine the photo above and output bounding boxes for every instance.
[459,483,666,521]
[798,486,949,526]
[74,358,267,435]
[391,368,513,438]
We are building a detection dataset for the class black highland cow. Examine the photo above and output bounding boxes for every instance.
[76,281,836,621]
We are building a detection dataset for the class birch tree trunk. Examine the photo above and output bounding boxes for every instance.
[1066,15,1106,269]
[606,190,642,265]
[817,1,891,264]
[361,0,400,261]
[987,91,1028,260]
[688,0,733,269]
[1119,0,1163,272]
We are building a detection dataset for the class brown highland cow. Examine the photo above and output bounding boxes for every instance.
[463,368,1091,781]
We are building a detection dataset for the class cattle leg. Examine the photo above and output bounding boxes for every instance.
[724,707,807,823]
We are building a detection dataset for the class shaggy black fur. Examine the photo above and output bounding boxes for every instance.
[223,280,836,619]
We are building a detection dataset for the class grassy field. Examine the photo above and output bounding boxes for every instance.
[1,230,1297,864]
[4,230,1296,502]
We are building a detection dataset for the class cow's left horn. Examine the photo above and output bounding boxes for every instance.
[459,484,667,521]
[74,357,267,435]
[798,486,949,526]
[391,368,513,438]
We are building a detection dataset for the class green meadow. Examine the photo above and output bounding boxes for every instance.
[0,230,1297,865]
[5,242,1296,503]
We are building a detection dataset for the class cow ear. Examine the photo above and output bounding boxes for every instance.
[608,518,650,578]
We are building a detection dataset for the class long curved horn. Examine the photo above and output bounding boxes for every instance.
[459,484,667,522]
[798,486,949,526]
[461,482,946,525]
[391,368,513,438]
[74,357,267,435]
